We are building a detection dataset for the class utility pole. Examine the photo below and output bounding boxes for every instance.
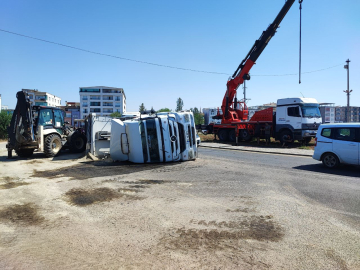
[343,59,352,122]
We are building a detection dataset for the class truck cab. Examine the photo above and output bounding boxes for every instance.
[110,111,198,163]
[275,98,322,143]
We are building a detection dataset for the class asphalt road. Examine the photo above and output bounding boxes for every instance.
[199,147,360,223]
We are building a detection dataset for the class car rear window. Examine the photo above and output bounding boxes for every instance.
[321,128,332,138]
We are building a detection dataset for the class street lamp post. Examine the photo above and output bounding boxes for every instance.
[343,59,352,122]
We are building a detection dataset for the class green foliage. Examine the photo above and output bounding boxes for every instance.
[110,111,122,118]
[0,111,12,139]
[190,107,204,125]
[157,108,171,113]
[176,98,183,112]
[139,103,146,112]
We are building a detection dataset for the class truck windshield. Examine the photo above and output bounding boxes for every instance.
[145,119,160,163]
[140,122,148,163]
[300,104,321,118]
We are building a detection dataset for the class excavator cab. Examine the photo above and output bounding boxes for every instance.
[35,107,65,134]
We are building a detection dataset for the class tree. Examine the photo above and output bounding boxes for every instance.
[190,107,204,125]
[110,112,122,118]
[139,103,146,112]
[176,98,183,112]
[157,108,171,113]
[0,111,12,139]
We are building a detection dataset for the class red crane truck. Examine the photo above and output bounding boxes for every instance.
[199,0,322,145]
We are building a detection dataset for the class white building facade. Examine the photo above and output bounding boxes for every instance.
[79,86,126,119]
[22,89,61,107]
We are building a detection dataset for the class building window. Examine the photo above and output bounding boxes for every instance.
[90,102,101,106]
[90,108,101,113]
[80,88,100,93]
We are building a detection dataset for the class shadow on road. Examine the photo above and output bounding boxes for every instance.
[0,150,85,162]
[32,160,181,180]
[293,164,360,178]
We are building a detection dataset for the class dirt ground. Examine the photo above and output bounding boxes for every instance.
[0,143,359,269]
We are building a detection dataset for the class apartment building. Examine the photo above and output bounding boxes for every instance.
[320,104,360,123]
[79,86,126,119]
[22,89,61,107]
[60,102,81,127]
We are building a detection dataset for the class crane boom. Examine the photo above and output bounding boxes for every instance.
[221,0,296,123]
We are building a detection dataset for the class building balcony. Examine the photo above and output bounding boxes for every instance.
[90,97,101,100]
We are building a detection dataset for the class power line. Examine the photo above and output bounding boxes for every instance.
[252,64,343,77]
[0,28,343,77]
[0,28,228,75]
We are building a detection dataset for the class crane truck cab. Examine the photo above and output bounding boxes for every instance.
[275,97,322,144]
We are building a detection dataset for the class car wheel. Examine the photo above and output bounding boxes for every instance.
[322,153,339,168]
[218,129,229,141]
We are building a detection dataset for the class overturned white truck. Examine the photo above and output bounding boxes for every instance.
[85,111,198,163]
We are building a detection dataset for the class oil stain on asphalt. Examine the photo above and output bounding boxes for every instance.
[0,203,44,225]
[65,187,143,206]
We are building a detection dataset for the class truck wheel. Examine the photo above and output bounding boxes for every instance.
[279,130,293,145]
[44,134,62,157]
[322,153,339,168]
[228,130,236,142]
[15,149,34,158]
[218,129,229,141]
[240,129,251,141]
[69,132,87,153]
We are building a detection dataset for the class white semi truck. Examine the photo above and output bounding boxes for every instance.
[85,111,198,163]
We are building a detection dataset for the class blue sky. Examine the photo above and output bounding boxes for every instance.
[1,0,359,112]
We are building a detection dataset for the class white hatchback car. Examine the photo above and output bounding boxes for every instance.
[313,123,360,168]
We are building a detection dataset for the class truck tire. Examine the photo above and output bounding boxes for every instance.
[44,134,62,157]
[322,153,339,168]
[279,130,293,145]
[15,149,34,158]
[218,129,229,141]
[228,130,236,142]
[240,129,251,141]
[69,132,87,153]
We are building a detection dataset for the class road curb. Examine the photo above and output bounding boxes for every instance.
[200,144,313,157]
